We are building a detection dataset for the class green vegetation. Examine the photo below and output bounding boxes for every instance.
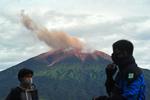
[1,51,149,100]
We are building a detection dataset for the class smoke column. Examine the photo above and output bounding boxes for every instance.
[20,11,83,50]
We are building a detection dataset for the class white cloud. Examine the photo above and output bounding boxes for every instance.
[0,0,150,71]
[0,11,50,71]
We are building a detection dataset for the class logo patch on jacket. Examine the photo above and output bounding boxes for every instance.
[128,73,134,79]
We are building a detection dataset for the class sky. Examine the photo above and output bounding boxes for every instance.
[0,0,150,71]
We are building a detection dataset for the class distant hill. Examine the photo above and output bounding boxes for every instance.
[0,49,149,100]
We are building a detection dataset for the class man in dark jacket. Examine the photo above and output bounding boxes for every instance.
[93,39,145,100]
[6,68,39,100]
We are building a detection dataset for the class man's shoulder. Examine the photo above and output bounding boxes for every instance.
[124,65,143,84]
[10,86,22,93]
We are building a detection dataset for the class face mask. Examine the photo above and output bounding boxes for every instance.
[22,78,33,85]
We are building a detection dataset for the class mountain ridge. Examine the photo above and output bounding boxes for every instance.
[0,49,149,100]
[34,49,111,67]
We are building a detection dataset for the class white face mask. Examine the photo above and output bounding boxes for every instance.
[23,78,33,85]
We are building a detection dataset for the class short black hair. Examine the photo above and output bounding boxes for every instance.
[18,68,33,81]
[113,39,134,55]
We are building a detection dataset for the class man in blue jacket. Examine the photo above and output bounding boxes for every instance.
[93,39,145,100]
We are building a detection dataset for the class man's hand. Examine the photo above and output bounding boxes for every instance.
[106,64,117,78]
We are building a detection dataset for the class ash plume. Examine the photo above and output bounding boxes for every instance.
[20,11,84,50]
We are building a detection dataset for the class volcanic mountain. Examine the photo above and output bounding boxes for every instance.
[0,49,149,100]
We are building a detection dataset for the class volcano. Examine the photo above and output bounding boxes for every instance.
[0,49,150,100]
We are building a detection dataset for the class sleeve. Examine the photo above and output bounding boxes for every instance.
[122,74,144,99]
[5,87,21,100]
[105,77,115,96]
[5,89,15,100]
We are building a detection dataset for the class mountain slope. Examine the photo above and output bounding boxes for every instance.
[0,49,149,100]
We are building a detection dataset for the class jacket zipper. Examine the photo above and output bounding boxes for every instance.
[25,91,29,100]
